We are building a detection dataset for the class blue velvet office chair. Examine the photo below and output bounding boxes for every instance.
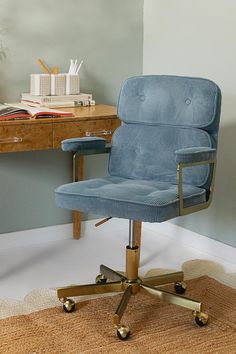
[55,75,221,340]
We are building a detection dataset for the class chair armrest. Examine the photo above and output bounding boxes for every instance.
[175,147,216,164]
[177,148,217,216]
[64,137,111,182]
[62,137,107,152]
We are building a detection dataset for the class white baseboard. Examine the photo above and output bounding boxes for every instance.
[142,221,236,269]
[0,219,128,250]
[0,224,73,250]
[0,219,235,270]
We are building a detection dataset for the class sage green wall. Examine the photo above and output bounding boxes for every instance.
[0,0,143,233]
[144,0,236,247]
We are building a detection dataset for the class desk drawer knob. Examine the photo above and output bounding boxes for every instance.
[85,130,112,137]
[0,137,23,144]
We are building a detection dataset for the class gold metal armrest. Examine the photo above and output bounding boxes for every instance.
[72,145,111,182]
[177,159,216,216]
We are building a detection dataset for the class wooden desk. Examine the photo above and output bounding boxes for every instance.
[0,104,120,238]
[0,104,119,153]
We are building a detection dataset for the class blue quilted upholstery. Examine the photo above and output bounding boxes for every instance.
[62,137,106,152]
[55,75,221,222]
[111,76,221,190]
[118,75,221,134]
[175,147,216,164]
[108,124,212,187]
[55,177,206,222]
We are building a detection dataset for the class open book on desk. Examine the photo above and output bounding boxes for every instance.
[0,103,74,121]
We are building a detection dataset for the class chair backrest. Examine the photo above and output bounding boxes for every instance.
[109,75,221,188]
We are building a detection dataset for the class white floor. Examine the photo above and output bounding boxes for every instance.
[0,218,236,300]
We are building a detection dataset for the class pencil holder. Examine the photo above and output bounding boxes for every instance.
[51,74,66,95]
[30,74,51,96]
[66,74,80,95]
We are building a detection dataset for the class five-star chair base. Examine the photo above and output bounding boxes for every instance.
[57,242,208,340]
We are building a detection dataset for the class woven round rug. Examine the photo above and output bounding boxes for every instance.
[0,260,235,353]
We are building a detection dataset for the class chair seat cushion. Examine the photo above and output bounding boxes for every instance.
[55,176,206,223]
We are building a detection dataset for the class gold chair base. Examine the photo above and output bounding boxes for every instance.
[57,247,208,339]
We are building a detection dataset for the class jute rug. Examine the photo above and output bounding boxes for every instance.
[0,272,236,353]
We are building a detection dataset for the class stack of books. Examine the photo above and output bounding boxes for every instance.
[21,93,95,108]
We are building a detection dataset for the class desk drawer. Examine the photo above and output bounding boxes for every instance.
[53,119,120,149]
[0,123,53,153]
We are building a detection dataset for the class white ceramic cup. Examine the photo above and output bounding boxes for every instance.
[66,74,80,95]
[30,74,51,96]
[51,74,66,95]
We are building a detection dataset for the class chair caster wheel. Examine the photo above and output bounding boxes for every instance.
[62,298,76,313]
[117,325,131,340]
[194,311,208,327]
[95,274,107,284]
[174,281,187,294]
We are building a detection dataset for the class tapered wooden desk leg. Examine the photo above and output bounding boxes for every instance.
[73,155,84,239]
[135,221,142,264]
[73,211,82,239]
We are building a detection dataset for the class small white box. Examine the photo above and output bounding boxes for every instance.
[30,74,51,96]
[51,74,66,95]
[66,74,80,95]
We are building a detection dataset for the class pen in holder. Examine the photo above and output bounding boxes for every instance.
[30,74,51,96]
[66,74,80,95]
[51,74,66,95]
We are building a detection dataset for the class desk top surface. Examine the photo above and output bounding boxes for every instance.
[0,104,118,126]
